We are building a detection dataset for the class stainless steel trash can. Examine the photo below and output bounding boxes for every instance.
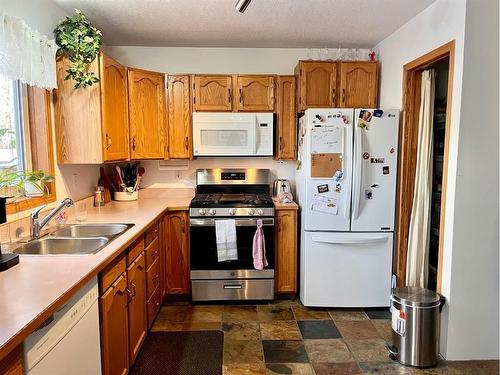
[388,287,445,368]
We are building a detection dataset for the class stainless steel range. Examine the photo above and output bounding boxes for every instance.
[189,169,275,301]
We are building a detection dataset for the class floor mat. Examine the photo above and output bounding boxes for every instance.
[131,331,223,375]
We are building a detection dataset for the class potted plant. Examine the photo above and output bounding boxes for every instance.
[54,9,103,89]
[0,170,55,198]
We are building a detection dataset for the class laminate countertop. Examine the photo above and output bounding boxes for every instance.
[0,188,194,361]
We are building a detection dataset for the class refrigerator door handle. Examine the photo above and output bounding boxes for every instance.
[311,235,388,245]
[352,126,363,220]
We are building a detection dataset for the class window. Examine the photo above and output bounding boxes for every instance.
[0,75,27,172]
[0,74,56,213]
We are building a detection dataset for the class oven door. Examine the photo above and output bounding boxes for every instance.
[190,217,275,277]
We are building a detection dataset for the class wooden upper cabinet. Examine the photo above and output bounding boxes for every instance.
[339,62,378,108]
[100,54,129,162]
[167,75,192,159]
[275,76,297,160]
[276,209,298,294]
[164,211,190,295]
[296,61,337,111]
[100,273,129,375]
[56,52,129,164]
[236,75,275,111]
[128,68,166,159]
[193,75,232,111]
[127,252,147,366]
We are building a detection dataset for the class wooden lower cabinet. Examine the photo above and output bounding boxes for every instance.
[127,252,147,365]
[100,273,129,375]
[0,345,23,375]
[275,208,298,294]
[163,211,190,295]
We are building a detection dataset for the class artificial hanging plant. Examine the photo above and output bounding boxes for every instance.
[54,9,102,89]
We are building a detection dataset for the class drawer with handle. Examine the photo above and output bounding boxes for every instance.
[145,222,159,247]
[146,257,160,299]
[145,236,159,269]
[147,287,161,328]
[191,279,274,301]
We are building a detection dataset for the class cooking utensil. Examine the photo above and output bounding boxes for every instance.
[133,167,145,191]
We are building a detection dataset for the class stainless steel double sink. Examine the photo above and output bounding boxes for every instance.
[13,224,134,255]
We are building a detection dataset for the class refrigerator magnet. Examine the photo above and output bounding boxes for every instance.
[371,184,380,188]
[365,189,373,200]
[370,157,385,163]
[373,109,384,118]
[335,183,342,193]
[363,152,370,160]
[390,147,395,154]
[317,184,329,194]
[383,166,390,175]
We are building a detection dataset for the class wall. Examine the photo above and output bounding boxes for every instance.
[375,0,499,360]
[444,0,499,360]
[105,46,315,188]
[0,0,101,216]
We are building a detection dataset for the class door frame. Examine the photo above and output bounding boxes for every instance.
[395,40,455,292]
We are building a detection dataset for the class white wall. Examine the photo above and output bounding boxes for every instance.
[375,0,499,360]
[444,0,499,360]
[105,46,313,188]
[1,0,101,205]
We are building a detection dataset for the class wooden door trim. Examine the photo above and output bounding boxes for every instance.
[396,40,455,293]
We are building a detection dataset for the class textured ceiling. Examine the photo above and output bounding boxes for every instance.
[52,0,436,47]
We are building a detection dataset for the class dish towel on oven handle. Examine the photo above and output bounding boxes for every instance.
[253,219,268,270]
[215,219,238,262]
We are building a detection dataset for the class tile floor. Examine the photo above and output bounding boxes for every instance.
[151,300,499,375]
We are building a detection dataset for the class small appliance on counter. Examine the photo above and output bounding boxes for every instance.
[272,179,291,197]
[0,196,18,271]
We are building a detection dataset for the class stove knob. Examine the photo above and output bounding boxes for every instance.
[257,209,263,216]
[228,208,236,216]
[248,209,255,216]
[198,208,207,216]
[208,209,216,216]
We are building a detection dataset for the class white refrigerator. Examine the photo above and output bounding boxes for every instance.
[296,108,399,307]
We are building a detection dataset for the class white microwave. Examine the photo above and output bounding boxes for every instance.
[192,112,274,156]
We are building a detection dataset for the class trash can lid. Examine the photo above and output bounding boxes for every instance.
[391,287,441,308]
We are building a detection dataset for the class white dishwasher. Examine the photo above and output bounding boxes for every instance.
[23,276,102,375]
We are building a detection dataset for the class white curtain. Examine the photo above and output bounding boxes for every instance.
[0,13,58,89]
[406,69,435,288]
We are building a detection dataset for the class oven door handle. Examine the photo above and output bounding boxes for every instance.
[190,218,275,227]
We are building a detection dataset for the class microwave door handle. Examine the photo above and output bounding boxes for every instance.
[252,115,258,154]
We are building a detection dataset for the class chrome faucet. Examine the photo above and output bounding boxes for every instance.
[31,198,74,239]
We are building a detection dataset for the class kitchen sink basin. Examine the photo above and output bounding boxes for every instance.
[14,237,109,255]
[50,223,133,238]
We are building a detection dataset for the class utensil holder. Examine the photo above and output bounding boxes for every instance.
[114,191,138,201]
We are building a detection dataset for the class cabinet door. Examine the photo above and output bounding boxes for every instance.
[339,62,378,108]
[127,252,147,365]
[193,75,232,111]
[164,211,190,294]
[167,75,192,159]
[297,61,337,111]
[236,75,275,111]
[128,68,166,159]
[100,53,129,162]
[276,210,297,293]
[100,273,129,375]
[275,76,297,160]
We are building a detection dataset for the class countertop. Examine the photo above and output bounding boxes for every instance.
[0,188,194,360]
[0,188,299,360]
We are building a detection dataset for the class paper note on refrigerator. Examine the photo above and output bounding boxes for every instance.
[311,127,343,153]
[311,194,339,215]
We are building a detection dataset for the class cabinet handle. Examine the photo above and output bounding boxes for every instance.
[105,134,112,150]
[342,89,346,104]
[127,283,136,302]
[278,218,282,232]
[279,136,283,151]
[132,136,136,151]
[185,136,189,151]
[332,88,336,104]
[239,88,243,103]
[228,88,231,103]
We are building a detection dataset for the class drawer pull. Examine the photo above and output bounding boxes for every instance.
[223,284,242,289]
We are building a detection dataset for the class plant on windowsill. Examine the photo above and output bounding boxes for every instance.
[54,9,102,89]
[0,170,54,199]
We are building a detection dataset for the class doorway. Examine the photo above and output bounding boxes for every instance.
[395,41,455,292]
